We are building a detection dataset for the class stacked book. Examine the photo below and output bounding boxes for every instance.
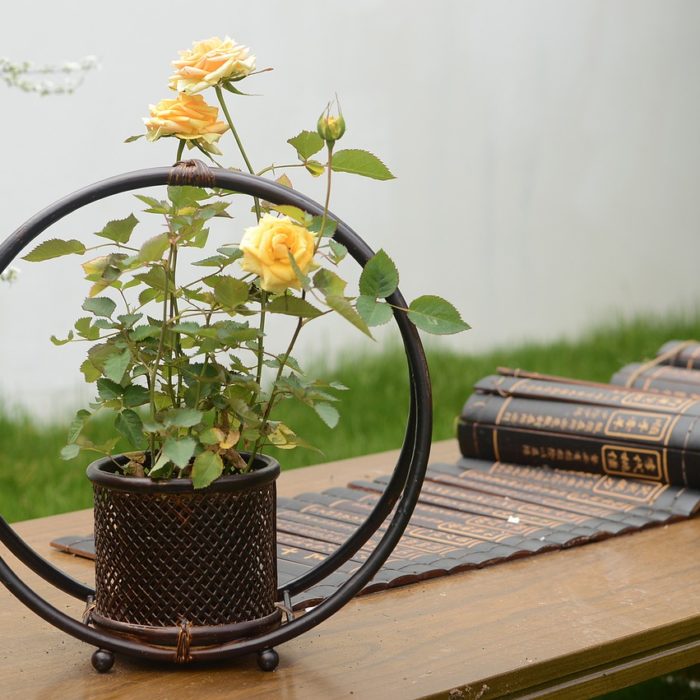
[459,340,700,489]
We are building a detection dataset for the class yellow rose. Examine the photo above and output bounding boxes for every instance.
[239,215,316,294]
[169,36,256,94]
[143,93,228,153]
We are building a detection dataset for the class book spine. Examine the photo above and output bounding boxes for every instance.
[473,374,700,415]
[612,363,700,399]
[656,340,700,369]
[459,392,700,488]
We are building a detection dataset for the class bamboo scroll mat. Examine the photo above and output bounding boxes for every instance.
[50,456,700,610]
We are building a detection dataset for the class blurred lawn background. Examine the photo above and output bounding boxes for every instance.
[3,310,700,523]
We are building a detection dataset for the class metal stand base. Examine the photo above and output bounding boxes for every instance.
[91,648,116,673]
[257,648,280,672]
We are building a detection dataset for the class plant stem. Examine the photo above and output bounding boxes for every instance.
[214,85,261,221]
[249,145,335,464]
[256,163,307,177]
[176,138,185,162]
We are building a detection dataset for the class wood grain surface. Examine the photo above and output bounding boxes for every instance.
[2,440,699,699]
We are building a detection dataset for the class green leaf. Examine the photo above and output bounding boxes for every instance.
[163,436,196,469]
[407,295,470,335]
[123,384,150,407]
[80,359,101,383]
[199,427,225,445]
[167,185,209,209]
[148,452,172,479]
[308,217,337,238]
[329,239,347,262]
[264,204,309,224]
[134,266,168,291]
[304,160,325,177]
[124,134,144,143]
[326,295,373,338]
[96,378,124,401]
[60,444,81,460]
[103,349,131,383]
[191,451,224,489]
[130,325,160,341]
[287,250,311,290]
[95,214,138,244]
[67,410,90,444]
[22,239,85,262]
[213,276,249,310]
[163,407,203,428]
[287,130,324,160]
[82,296,117,318]
[74,317,100,341]
[134,194,168,213]
[50,331,74,346]
[331,149,395,180]
[356,295,393,326]
[115,409,147,449]
[139,233,170,262]
[313,268,346,297]
[359,249,399,298]
[314,402,340,429]
[267,295,322,319]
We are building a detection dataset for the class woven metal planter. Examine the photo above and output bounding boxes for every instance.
[86,454,281,652]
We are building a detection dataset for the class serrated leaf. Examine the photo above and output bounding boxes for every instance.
[82,296,117,318]
[407,295,470,335]
[329,239,347,262]
[167,185,209,208]
[22,239,85,262]
[74,316,100,340]
[60,444,81,460]
[360,249,399,298]
[326,295,373,338]
[80,359,101,383]
[356,295,394,326]
[163,407,203,428]
[267,295,322,319]
[163,436,196,469]
[308,216,337,238]
[130,325,160,341]
[95,214,139,244]
[314,402,340,429]
[191,451,223,489]
[134,266,168,291]
[314,268,346,297]
[123,384,150,407]
[331,149,395,180]
[103,349,131,383]
[96,378,124,401]
[115,409,147,449]
[139,233,170,262]
[287,130,324,160]
[213,276,249,310]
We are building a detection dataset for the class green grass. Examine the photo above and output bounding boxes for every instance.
[2,311,700,523]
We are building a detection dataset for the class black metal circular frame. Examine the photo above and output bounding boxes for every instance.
[0,161,432,670]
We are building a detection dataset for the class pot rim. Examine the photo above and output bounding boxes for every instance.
[86,452,280,494]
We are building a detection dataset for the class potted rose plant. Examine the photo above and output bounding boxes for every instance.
[23,37,468,654]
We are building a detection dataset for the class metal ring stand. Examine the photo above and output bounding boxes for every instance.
[0,161,432,673]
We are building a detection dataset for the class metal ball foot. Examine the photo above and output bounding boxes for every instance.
[91,648,115,673]
[257,647,279,672]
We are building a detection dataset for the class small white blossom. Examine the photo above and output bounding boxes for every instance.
[0,266,20,284]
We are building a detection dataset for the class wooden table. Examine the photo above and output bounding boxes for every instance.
[2,440,699,699]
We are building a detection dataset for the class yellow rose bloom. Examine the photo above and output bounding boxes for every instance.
[143,93,228,153]
[239,215,316,294]
[169,36,256,94]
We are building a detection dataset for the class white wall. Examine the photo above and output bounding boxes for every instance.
[1,0,699,415]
